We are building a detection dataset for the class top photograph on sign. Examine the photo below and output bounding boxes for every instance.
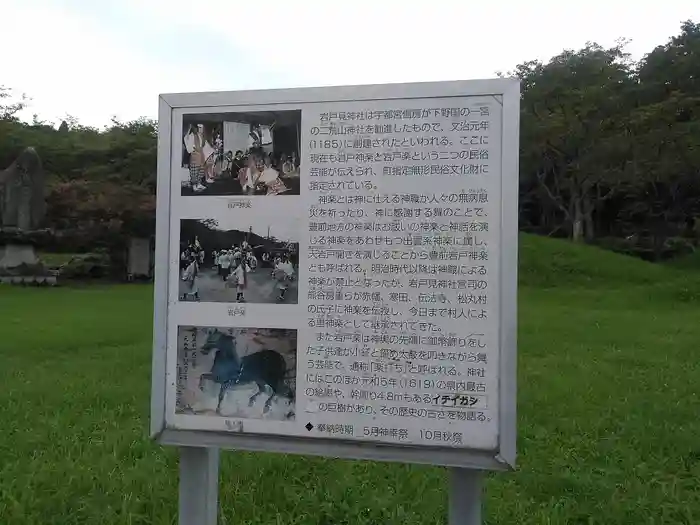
[181,110,301,197]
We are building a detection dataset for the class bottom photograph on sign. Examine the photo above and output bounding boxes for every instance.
[176,325,297,421]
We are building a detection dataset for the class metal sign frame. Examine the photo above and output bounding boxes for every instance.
[152,78,520,524]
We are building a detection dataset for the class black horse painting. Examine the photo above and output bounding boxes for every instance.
[197,328,295,418]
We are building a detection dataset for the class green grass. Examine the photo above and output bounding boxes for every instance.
[667,249,700,272]
[519,234,686,287]
[1,234,699,524]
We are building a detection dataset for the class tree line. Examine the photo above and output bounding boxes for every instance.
[1,20,698,261]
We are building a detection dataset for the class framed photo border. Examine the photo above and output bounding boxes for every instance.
[151,79,520,471]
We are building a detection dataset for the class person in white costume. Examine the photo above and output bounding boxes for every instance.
[281,153,298,178]
[238,155,261,195]
[228,261,247,302]
[232,247,242,268]
[183,124,215,190]
[273,256,295,301]
[246,251,257,271]
[181,258,199,301]
[218,250,231,280]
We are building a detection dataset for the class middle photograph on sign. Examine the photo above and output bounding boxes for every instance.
[179,216,300,305]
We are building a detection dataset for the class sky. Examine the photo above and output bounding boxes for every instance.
[2,0,697,128]
[208,216,300,244]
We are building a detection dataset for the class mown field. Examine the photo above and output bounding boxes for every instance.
[1,234,699,524]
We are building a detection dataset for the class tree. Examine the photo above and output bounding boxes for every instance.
[2,20,699,264]
[0,86,28,121]
[515,42,637,242]
[617,20,700,257]
[46,179,156,242]
[637,20,700,102]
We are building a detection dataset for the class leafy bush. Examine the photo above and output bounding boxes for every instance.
[39,252,80,270]
[57,252,111,280]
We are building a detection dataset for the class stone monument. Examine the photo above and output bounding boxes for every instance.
[0,147,56,285]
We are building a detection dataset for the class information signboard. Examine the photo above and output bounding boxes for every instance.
[151,79,519,471]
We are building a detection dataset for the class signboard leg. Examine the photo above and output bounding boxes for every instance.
[449,468,482,525]
[179,447,219,525]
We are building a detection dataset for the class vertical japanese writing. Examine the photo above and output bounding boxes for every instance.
[300,97,502,449]
[191,329,198,371]
[177,331,190,409]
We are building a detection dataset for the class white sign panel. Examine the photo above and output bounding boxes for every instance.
[151,79,519,470]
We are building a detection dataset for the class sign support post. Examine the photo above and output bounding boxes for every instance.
[449,468,483,525]
[179,447,219,525]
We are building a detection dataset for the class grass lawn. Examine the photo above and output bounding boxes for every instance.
[1,235,699,524]
[667,249,700,273]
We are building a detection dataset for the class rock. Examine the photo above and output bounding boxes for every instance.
[0,148,53,282]
[0,146,46,230]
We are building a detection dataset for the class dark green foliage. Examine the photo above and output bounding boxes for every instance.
[1,21,699,263]
[0,93,156,257]
[513,21,700,255]
[56,252,112,280]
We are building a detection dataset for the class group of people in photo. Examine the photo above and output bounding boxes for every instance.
[236,149,299,196]
[179,236,297,303]
[183,121,299,195]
